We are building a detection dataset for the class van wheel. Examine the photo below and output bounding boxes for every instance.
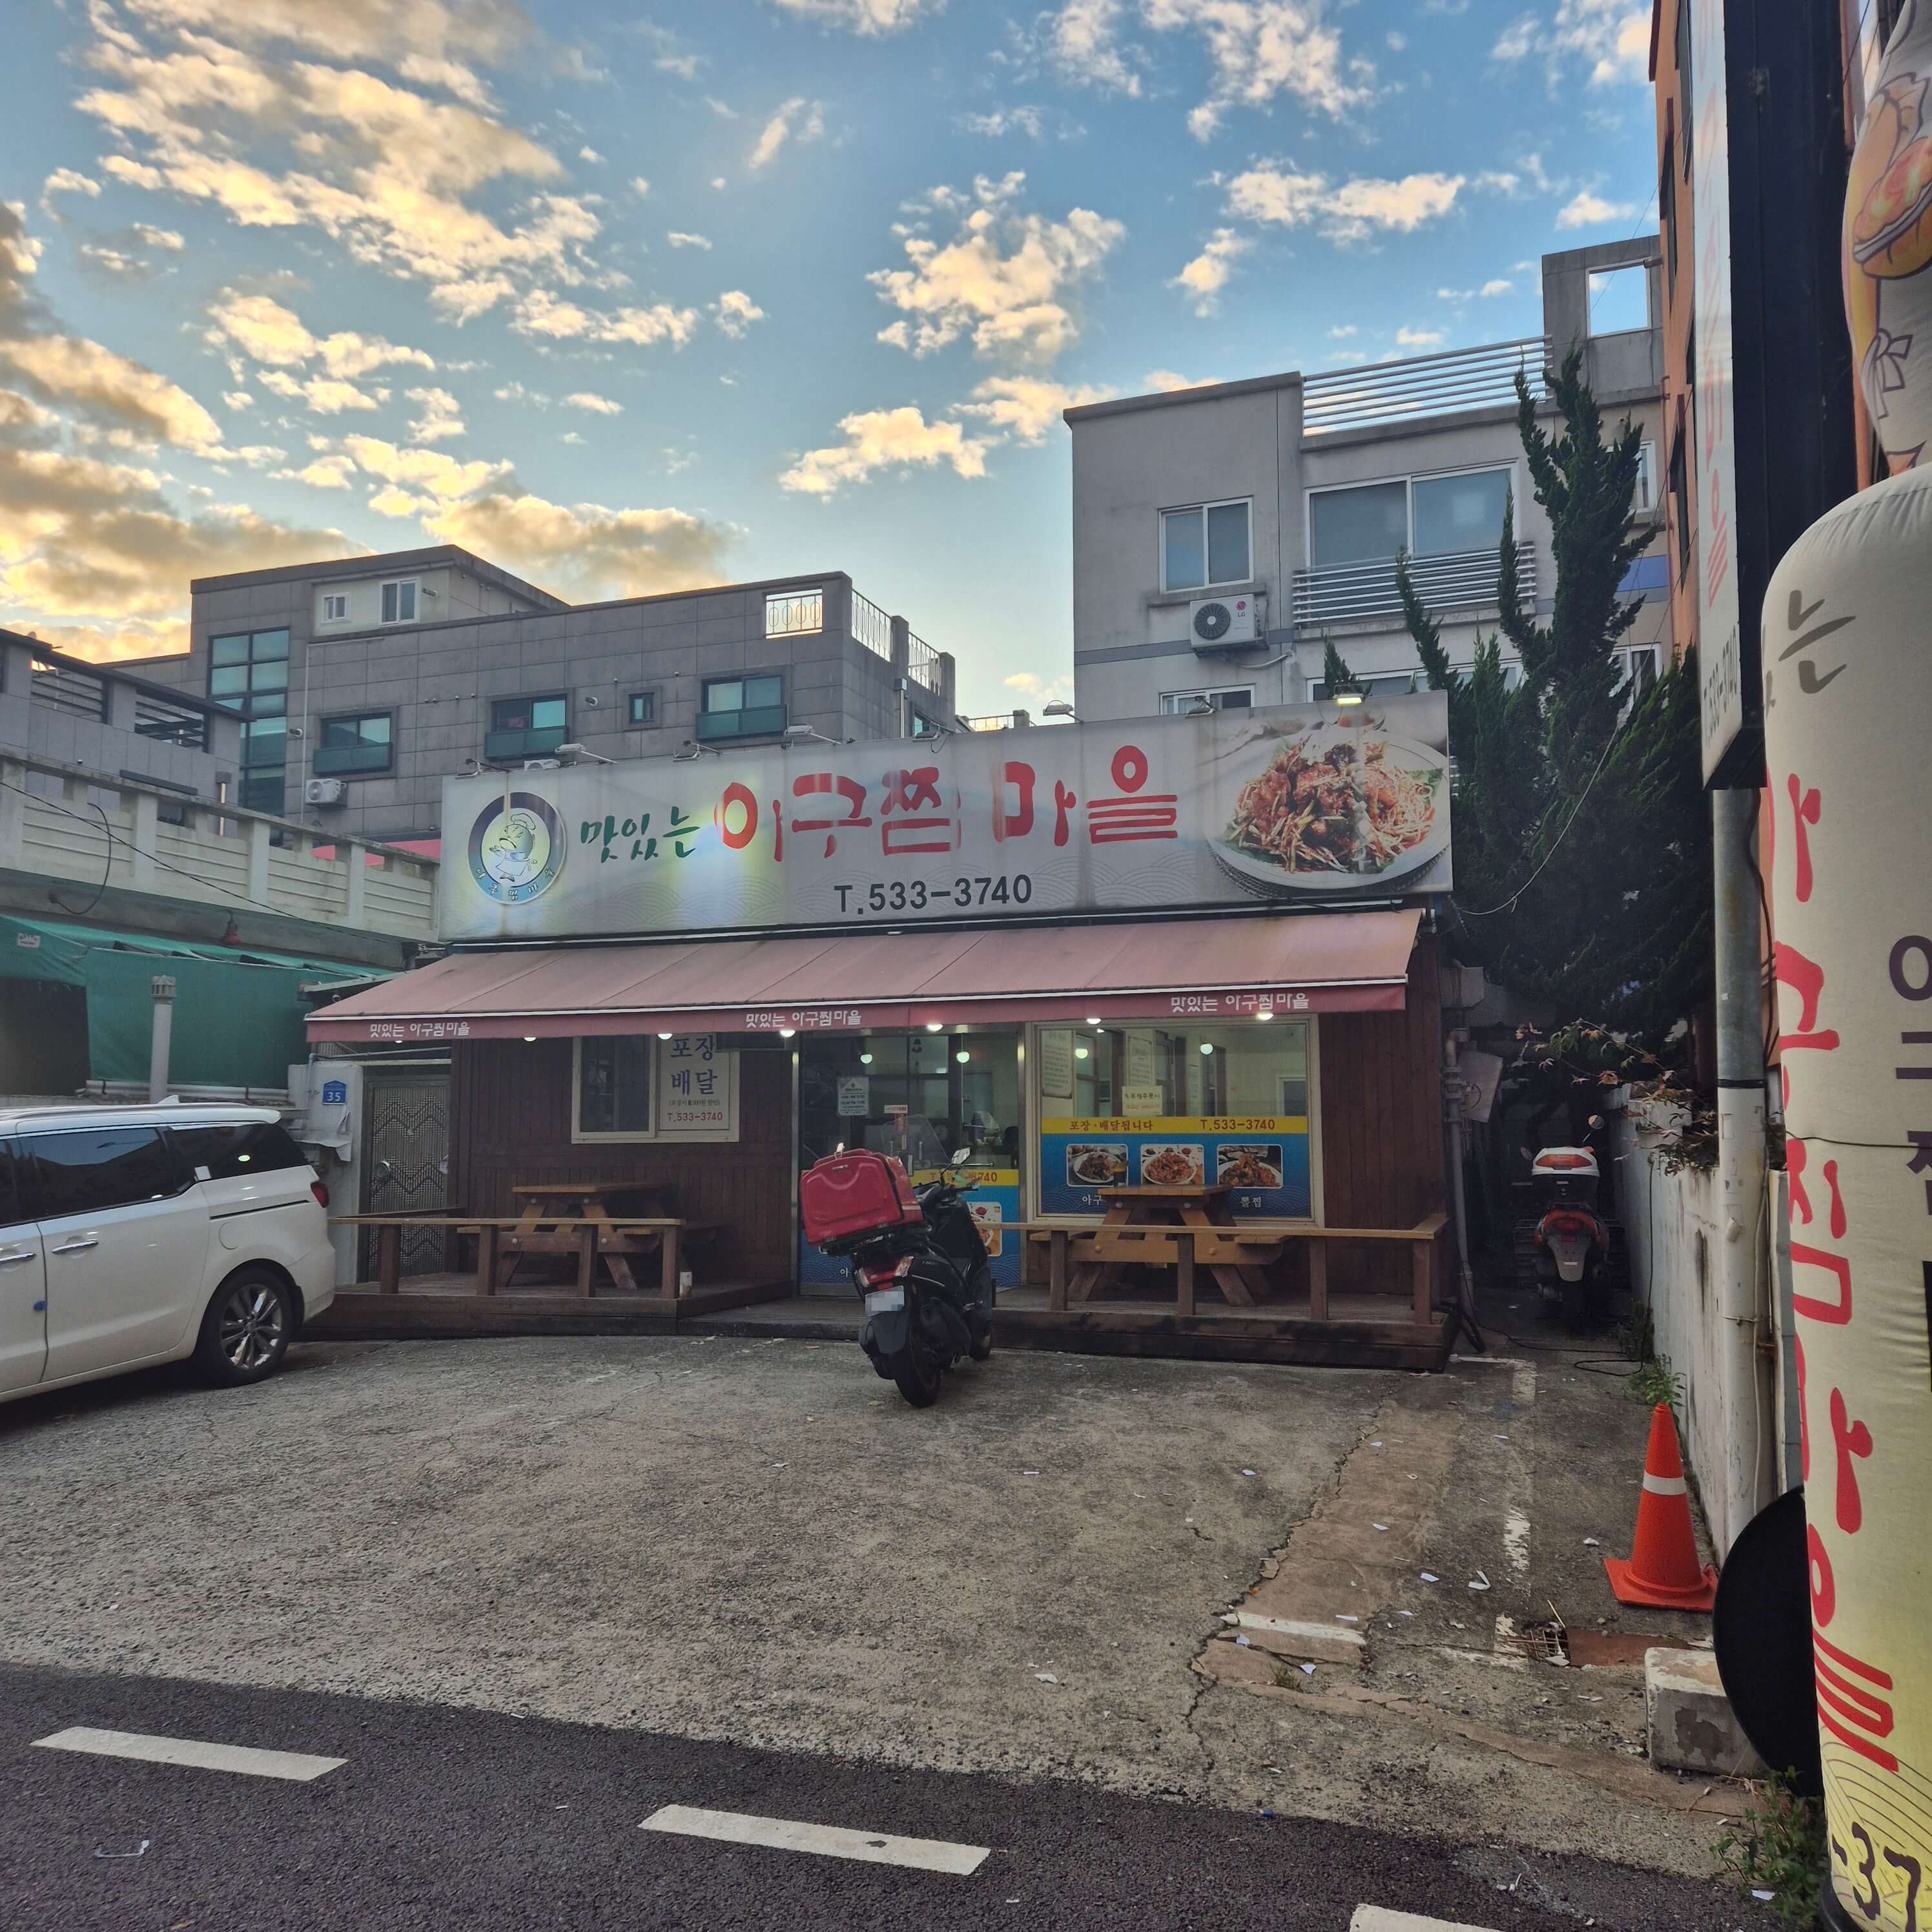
[195,1269,293,1387]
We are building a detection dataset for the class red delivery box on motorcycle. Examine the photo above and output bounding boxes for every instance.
[799,1150,923,1251]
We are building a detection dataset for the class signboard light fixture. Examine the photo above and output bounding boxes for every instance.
[1200,1042,1215,1055]
[778,1027,797,1038]
[657,1031,673,1040]
[1255,1009,1275,1022]
[925,1022,944,1033]
[858,1051,874,1065]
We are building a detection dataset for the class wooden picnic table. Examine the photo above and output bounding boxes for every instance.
[501,1184,722,1295]
[330,1210,713,1299]
[1068,1183,1274,1308]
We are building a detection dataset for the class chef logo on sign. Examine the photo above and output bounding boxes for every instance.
[468,792,566,905]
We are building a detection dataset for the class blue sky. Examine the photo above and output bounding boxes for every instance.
[1,0,1654,713]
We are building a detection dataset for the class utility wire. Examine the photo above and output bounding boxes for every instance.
[0,772,307,925]
[1452,721,1622,920]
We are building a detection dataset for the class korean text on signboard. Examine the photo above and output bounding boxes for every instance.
[440,697,1452,942]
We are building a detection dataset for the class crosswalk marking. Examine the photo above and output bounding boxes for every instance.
[1350,1909,1500,1932]
[32,1727,345,1783]
[640,1803,989,1875]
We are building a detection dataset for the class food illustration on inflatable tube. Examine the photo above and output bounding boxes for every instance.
[1845,0,1932,467]
[1212,712,1449,896]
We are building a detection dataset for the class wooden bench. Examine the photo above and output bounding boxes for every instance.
[331,1214,714,1299]
[1022,1214,1448,1323]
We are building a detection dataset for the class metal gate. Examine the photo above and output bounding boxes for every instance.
[360,1074,450,1279]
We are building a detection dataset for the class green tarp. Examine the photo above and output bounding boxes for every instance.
[0,914,383,1088]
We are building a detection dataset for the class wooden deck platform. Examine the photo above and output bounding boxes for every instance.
[308,1275,785,1341]
[307,1276,1450,1368]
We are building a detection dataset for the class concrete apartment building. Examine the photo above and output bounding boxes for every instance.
[1065,240,1674,723]
[127,548,957,848]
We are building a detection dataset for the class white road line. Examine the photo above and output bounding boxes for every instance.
[640,1804,989,1875]
[1350,1907,1501,1932]
[32,1727,345,1783]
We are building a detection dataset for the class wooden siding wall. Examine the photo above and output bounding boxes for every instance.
[1317,938,1445,1291]
[448,1039,796,1284]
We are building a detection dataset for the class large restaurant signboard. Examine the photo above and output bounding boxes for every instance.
[440,695,1452,943]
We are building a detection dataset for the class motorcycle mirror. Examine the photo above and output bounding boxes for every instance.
[952,1148,971,1165]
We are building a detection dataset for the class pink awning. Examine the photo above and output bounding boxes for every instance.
[306,909,1422,1044]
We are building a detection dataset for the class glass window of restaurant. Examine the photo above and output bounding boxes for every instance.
[1034,1018,1316,1220]
[797,1028,1023,1288]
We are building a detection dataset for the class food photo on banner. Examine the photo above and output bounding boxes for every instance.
[437,695,1453,942]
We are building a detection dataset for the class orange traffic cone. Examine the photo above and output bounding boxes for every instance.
[1603,1403,1718,1611]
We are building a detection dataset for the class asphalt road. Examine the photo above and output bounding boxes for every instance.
[0,1661,1766,1932]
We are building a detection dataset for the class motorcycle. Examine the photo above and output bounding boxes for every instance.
[797,1146,996,1408]
[1525,1146,1611,1322]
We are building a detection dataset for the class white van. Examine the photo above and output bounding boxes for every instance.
[0,1103,335,1406]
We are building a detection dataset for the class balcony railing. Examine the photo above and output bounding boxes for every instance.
[1301,338,1548,437]
[1291,543,1536,632]
[907,630,941,694]
[850,590,892,662]
[132,689,211,750]
[482,725,568,762]
[30,658,107,722]
[0,750,437,942]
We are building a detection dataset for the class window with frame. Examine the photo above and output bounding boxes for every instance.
[628,689,659,727]
[697,673,786,741]
[1160,498,1251,592]
[320,591,349,623]
[1669,432,1691,576]
[1676,0,1692,174]
[1309,469,1512,570]
[1158,686,1255,715]
[207,627,290,813]
[1587,265,1650,337]
[313,710,394,776]
[484,693,568,761]
[1634,442,1658,515]
[1660,125,1678,302]
[19,1126,193,1218]
[1310,669,1421,701]
[765,589,823,637]
[574,1036,655,1140]
[380,579,418,624]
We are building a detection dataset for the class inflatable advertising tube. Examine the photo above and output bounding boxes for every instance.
[1762,466,1932,1931]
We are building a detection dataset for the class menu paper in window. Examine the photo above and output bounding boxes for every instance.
[1038,1027,1075,1099]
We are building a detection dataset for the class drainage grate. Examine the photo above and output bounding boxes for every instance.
[1517,1619,1570,1665]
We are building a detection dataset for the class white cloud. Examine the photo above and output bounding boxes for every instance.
[956,374,1115,441]
[870,173,1124,363]
[1143,367,1203,391]
[221,389,252,409]
[1480,277,1514,296]
[761,0,941,32]
[1556,189,1638,227]
[667,230,712,249]
[1047,0,1372,137]
[0,207,221,451]
[1225,163,1464,243]
[132,224,185,251]
[562,391,623,415]
[1386,29,1406,48]
[749,96,826,170]
[780,405,992,495]
[258,367,382,414]
[282,452,356,488]
[510,290,701,346]
[1437,286,1472,301]
[406,385,465,442]
[712,290,765,338]
[630,176,652,197]
[1172,228,1250,315]
[1327,324,1357,338]
[958,106,1047,138]
[1492,1,1649,86]
[559,429,585,444]
[40,169,102,217]
[1396,324,1445,347]
[579,145,604,163]
[427,490,734,599]
[205,290,435,380]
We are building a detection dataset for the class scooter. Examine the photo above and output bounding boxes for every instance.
[1525,1146,1611,1322]
[798,1147,996,1408]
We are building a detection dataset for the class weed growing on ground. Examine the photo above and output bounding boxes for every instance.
[1716,1769,1825,1927]
[1625,1351,1684,1413]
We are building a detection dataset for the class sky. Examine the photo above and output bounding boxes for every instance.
[1,0,1656,715]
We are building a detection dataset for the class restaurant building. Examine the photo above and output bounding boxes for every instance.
[305,697,1457,1367]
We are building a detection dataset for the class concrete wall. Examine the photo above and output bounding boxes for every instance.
[1612,1102,1776,1553]
[0,635,238,797]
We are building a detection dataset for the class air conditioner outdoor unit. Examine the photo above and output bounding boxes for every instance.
[1189,593,1264,650]
[521,757,562,771]
[303,777,346,807]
